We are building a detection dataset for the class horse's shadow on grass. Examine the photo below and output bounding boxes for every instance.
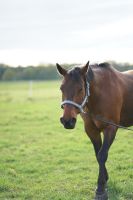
[108,180,132,200]
[108,181,121,200]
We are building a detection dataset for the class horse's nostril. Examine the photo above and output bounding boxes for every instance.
[60,117,65,125]
[71,117,76,124]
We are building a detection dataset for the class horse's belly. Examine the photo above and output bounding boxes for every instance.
[120,105,133,127]
[120,77,133,127]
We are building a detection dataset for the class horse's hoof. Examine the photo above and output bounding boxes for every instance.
[94,190,108,200]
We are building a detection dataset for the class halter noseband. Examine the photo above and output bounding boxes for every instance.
[61,79,90,113]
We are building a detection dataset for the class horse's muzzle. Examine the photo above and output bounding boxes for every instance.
[60,117,77,129]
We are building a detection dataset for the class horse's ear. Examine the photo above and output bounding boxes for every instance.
[81,61,94,82]
[56,63,67,76]
[81,61,90,74]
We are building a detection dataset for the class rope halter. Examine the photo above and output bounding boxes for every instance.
[61,79,90,113]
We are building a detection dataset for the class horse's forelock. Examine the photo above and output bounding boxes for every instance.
[68,67,82,82]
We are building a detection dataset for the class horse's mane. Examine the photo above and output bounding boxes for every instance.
[98,62,111,68]
[90,62,111,69]
[68,67,82,82]
[67,62,112,82]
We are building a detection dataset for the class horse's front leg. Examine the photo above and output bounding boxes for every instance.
[95,125,117,200]
[88,132,108,200]
[84,121,105,199]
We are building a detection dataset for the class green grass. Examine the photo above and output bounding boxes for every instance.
[0,81,133,200]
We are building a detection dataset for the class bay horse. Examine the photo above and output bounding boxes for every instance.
[56,61,133,200]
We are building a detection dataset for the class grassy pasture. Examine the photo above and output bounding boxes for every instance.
[0,81,133,200]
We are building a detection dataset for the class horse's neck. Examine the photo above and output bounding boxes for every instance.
[87,69,110,112]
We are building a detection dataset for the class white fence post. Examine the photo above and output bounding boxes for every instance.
[28,80,33,98]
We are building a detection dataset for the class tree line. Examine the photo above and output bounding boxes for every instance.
[0,62,133,81]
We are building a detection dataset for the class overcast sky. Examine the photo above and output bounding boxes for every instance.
[0,0,133,66]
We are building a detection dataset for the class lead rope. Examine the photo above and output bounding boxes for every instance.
[84,109,133,132]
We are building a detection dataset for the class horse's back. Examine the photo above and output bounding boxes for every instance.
[122,70,133,75]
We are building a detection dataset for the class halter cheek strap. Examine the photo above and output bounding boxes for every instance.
[61,80,90,113]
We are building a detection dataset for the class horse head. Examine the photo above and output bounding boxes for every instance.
[56,61,93,129]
